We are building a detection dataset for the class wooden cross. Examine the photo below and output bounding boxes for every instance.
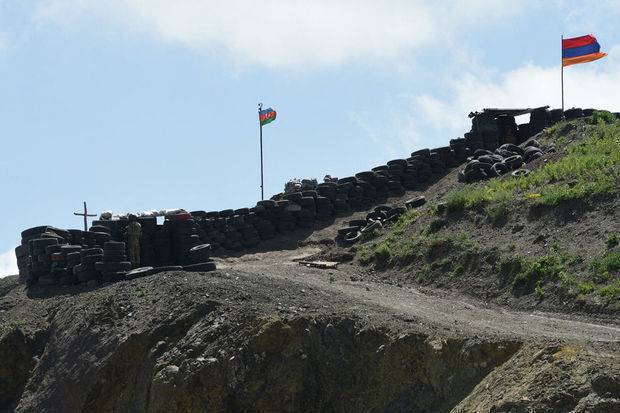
[74,201,97,231]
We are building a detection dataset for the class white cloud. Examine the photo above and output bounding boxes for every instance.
[33,0,528,68]
[401,46,620,142]
[0,247,18,278]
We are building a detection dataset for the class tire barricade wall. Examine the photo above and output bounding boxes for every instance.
[15,107,609,287]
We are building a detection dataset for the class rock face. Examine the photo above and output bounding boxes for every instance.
[1,270,618,413]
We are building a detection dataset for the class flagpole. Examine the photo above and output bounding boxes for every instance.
[561,34,564,114]
[258,103,264,201]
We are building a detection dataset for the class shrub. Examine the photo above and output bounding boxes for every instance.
[513,255,564,287]
[374,243,393,263]
[607,234,619,250]
[487,202,509,224]
[588,110,617,125]
[451,265,465,279]
[427,218,448,234]
[535,281,544,298]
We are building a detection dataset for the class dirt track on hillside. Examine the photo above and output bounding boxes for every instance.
[217,246,620,349]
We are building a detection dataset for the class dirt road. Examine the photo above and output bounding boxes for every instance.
[218,247,620,348]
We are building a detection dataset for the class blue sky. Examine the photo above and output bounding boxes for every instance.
[1,0,619,276]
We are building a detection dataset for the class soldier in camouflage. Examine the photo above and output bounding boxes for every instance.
[124,215,142,268]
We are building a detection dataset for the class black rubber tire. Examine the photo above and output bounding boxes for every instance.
[151,266,183,274]
[82,254,103,264]
[504,155,524,170]
[234,208,249,216]
[126,267,154,279]
[499,143,524,156]
[362,220,382,233]
[183,261,217,272]
[388,206,406,218]
[30,238,59,248]
[104,241,126,251]
[478,155,495,165]
[491,162,509,175]
[406,196,426,208]
[343,231,362,244]
[528,152,543,162]
[95,261,132,272]
[81,248,104,258]
[338,226,360,236]
[21,226,51,239]
[512,168,531,177]
[348,219,367,227]
[465,168,483,182]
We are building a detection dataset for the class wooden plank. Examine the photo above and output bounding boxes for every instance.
[297,261,339,269]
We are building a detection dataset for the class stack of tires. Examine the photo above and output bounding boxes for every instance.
[88,225,112,247]
[497,114,518,145]
[464,131,484,152]
[63,250,81,285]
[296,196,316,228]
[138,217,157,266]
[371,172,391,198]
[27,237,58,285]
[14,244,30,284]
[315,196,334,221]
[529,107,551,136]
[74,247,103,283]
[449,138,470,164]
[153,223,173,266]
[45,244,82,285]
[254,201,278,239]
[409,149,434,183]
[550,108,564,123]
[67,229,84,246]
[95,241,131,282]
[200,215,226,251]
[316,182,337,201]
[169,214,200,265]
[564,107,583,120]
[275,200,297,231]
[37,243,63,285]
[458,141,544,183]
[183,244,217,272]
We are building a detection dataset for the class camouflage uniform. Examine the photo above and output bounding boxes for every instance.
[125,218,142,268]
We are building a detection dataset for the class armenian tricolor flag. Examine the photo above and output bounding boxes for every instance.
[259,107,277,126]
[562,34,607,67]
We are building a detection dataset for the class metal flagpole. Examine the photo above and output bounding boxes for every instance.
[258,103,264,200]
[561,34,564,114]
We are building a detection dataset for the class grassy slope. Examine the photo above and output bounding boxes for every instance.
[357,112,620,314]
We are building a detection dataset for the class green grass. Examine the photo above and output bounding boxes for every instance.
[374,244,393,264]
[427,217,447,234]
[451,265,465,279]
[445,116,619,212]
[589,249,620,282]
[2,319,26,330]
[392,210,421,236]
[607,234,619,250]
[535,280,545,298]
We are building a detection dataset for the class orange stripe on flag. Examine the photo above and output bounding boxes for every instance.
[562,51,607,67]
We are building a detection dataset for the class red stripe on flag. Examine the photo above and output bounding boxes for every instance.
[260,111,275,122]
[562,34,596,49]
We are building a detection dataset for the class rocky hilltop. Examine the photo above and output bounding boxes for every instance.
[1,110,619,412]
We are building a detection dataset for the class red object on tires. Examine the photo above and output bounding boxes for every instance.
[171,213,192,221]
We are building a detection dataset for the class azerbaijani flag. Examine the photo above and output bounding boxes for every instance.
[259,107,277,126]
[562,34,607,67]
